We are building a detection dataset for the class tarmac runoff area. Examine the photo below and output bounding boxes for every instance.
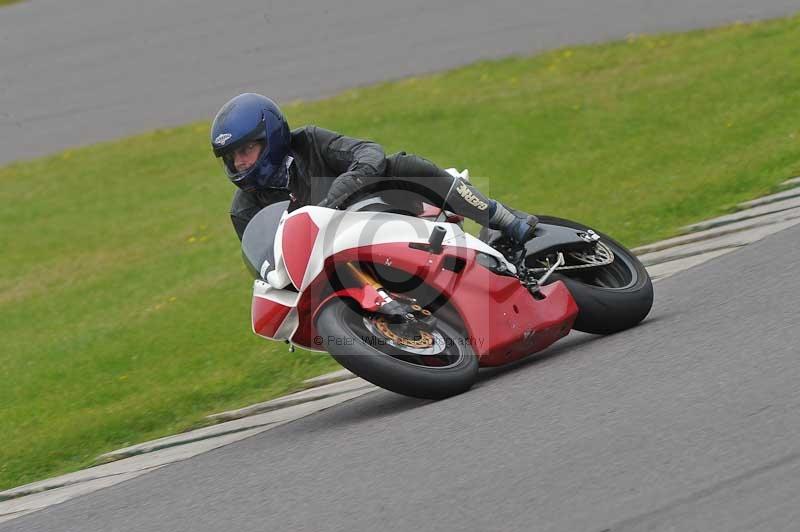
[2,176,799,523]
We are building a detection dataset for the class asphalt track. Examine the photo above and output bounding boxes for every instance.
[4,222,800,531]
[1,0,799,164]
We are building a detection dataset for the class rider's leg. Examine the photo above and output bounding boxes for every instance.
[383,153,537,243]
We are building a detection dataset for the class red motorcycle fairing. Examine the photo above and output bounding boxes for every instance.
[290,243,579,366]
[281,211,319,289]
[315,285,383,317]
[252,296,294,338]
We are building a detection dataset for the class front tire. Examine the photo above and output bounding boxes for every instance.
[315,299,479,399]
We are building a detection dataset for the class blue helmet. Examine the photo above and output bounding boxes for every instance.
[211,93,291,192]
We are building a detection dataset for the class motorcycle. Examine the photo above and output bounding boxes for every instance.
[241,174,653,400]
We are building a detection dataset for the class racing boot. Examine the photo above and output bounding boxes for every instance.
[487,202,538,244]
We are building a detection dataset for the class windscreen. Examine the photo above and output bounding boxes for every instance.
[241,201,290,279]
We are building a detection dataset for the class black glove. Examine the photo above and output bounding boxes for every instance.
[321,173,365,209]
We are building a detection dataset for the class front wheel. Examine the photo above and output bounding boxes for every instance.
[534,215,654,335]
[315,299,479,399]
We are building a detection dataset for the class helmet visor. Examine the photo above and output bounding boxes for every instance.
[219,140,266,181]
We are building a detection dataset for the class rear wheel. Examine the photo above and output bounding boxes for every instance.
[315,299,478,399]
[532,216,653,335]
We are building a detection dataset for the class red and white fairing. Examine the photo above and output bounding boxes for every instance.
[251,190,578,365]
[251,205,509,342]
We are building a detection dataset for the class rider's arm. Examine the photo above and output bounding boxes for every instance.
[314,125,387,177]
[311,126,387,206]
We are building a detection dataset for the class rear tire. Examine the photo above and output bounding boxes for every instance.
[535,216,653,335]
[315,299,479,399]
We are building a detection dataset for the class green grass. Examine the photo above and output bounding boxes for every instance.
[0,0,25,7]
[2,14,800,491]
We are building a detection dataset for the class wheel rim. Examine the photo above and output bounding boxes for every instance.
[578,243,638,289]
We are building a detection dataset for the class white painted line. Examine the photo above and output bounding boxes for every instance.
[647,248,737,282]
[737,187,800,209]
[633,208,800,255]
[639,218,800,267]
[0,471,157,521]
[302,369,356,388]
[207,377,374,422]
[682,195,800,232]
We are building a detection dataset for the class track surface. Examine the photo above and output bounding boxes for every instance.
[4,222,800,531]
[1,0,798,164]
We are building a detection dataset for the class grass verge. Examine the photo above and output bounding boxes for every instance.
[2,14,800,490]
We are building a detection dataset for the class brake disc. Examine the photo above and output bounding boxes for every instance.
[374,318,434,349]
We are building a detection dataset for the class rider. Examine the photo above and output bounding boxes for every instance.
[211,93,538,242]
